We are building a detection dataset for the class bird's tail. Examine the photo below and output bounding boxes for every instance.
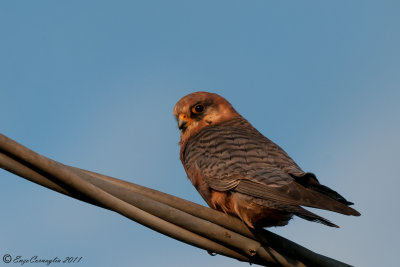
[293,172,361,216]
[292,206,339,228]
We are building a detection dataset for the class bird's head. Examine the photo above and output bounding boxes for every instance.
[173,91,239,144]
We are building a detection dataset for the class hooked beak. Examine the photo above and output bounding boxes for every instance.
[178,113,191,130]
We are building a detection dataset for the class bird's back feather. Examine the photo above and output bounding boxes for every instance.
[182,117,360,227]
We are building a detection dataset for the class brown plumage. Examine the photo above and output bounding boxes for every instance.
[173,91,360,228]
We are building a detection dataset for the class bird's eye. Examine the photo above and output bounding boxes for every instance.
[192,104,205,114]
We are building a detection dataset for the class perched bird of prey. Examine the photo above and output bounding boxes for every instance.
[173,92,360,228]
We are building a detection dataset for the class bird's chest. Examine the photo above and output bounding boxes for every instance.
[183,161,213,205]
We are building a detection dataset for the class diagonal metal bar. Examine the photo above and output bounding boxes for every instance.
[0,133,352,267]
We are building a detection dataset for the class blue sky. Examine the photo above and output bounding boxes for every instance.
[1,1,399,266]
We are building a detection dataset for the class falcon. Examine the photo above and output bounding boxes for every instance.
[173,91,360,228]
